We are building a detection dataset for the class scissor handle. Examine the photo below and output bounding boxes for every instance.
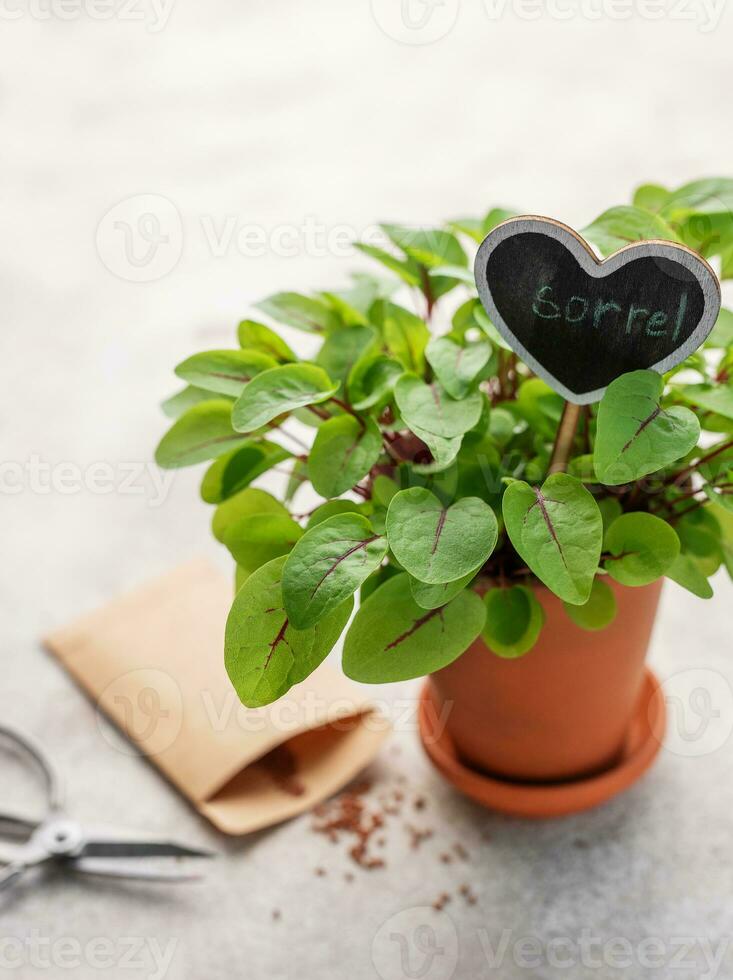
[0,725,62,813]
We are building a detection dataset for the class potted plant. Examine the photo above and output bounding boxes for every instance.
[156,177,733,815]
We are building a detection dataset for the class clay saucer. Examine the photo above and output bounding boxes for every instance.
[418,668,666,818]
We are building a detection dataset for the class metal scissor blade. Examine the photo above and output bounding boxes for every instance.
[0,865,25,892]
[79,840,214,860]
[0,817,37,839]
[71,859,205,883]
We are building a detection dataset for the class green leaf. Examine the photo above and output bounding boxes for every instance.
[161,385,226,419]
[223,513,303,578]
[354,243,421,288]
[200,440,291,504]
[232,364,337,432]
[603,512,680,585]
[380,224,468,269]
[342,573,485,683]
[581,205,681,257]
[237,320,296,361]
[254,292,341,333]
[316,326,378,389]
[386,488,498,584]
[676,508,723,576]
[371,301,430,374]
[395,374,483,439]
[666,553,713,599]
[175,349,277,398]
[660,177,733,217]
[348,353,403,411]
[361,563,400,602]
[502,474,603,605]
[705,308,733,349]
[704,484,733,513]
[224,557,317,707]
[282,514,388,629]
[678,382,733,421]
[594,371,700,485]
[409,424,464,474]
[212,487,290,543]
[425,337,492,399]
[632,183,670,213]
[597,496,623,534]
[225,558,309,706]
[482,586,545,658]
[309,415,382,497]
[563,579,617,631]
[287,597,354,688]
[306,500,369,529]
[409,571,475,611]
[372,475,400,509]
[155,400,246,469]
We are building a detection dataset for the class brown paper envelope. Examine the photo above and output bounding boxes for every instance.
[43,559,390,835]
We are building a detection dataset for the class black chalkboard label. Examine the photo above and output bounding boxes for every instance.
[474,216,721,403]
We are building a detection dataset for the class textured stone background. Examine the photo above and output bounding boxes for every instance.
[1,2,732,977]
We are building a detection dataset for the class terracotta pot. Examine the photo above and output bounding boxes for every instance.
[428,578,664,783]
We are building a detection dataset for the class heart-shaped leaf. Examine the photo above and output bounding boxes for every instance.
[211,487,290,543]
[232,364,337,432]
[502,474,603,605]
[282,514,388,629]
[225,556,351,707]
[425,337,493,399]
[395,374,483,439]
[594,370,700,485]
[200,440,291,503]
[603,512,680,586]
[386,488,498,584]
[175,349,277,397]
[482,585,545,658]
[342,573,485,683]
[563,578,617,630]
[309,415,383,497]
[155,400,246,468]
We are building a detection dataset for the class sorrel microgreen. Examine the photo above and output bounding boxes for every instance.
[157,178,733,707]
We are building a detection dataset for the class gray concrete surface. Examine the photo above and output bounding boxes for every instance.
[1,2,733,977]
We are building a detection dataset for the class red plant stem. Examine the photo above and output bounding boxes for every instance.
[666,438,733,487]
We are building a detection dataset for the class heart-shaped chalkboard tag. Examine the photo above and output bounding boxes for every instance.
[474,216,721,404]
